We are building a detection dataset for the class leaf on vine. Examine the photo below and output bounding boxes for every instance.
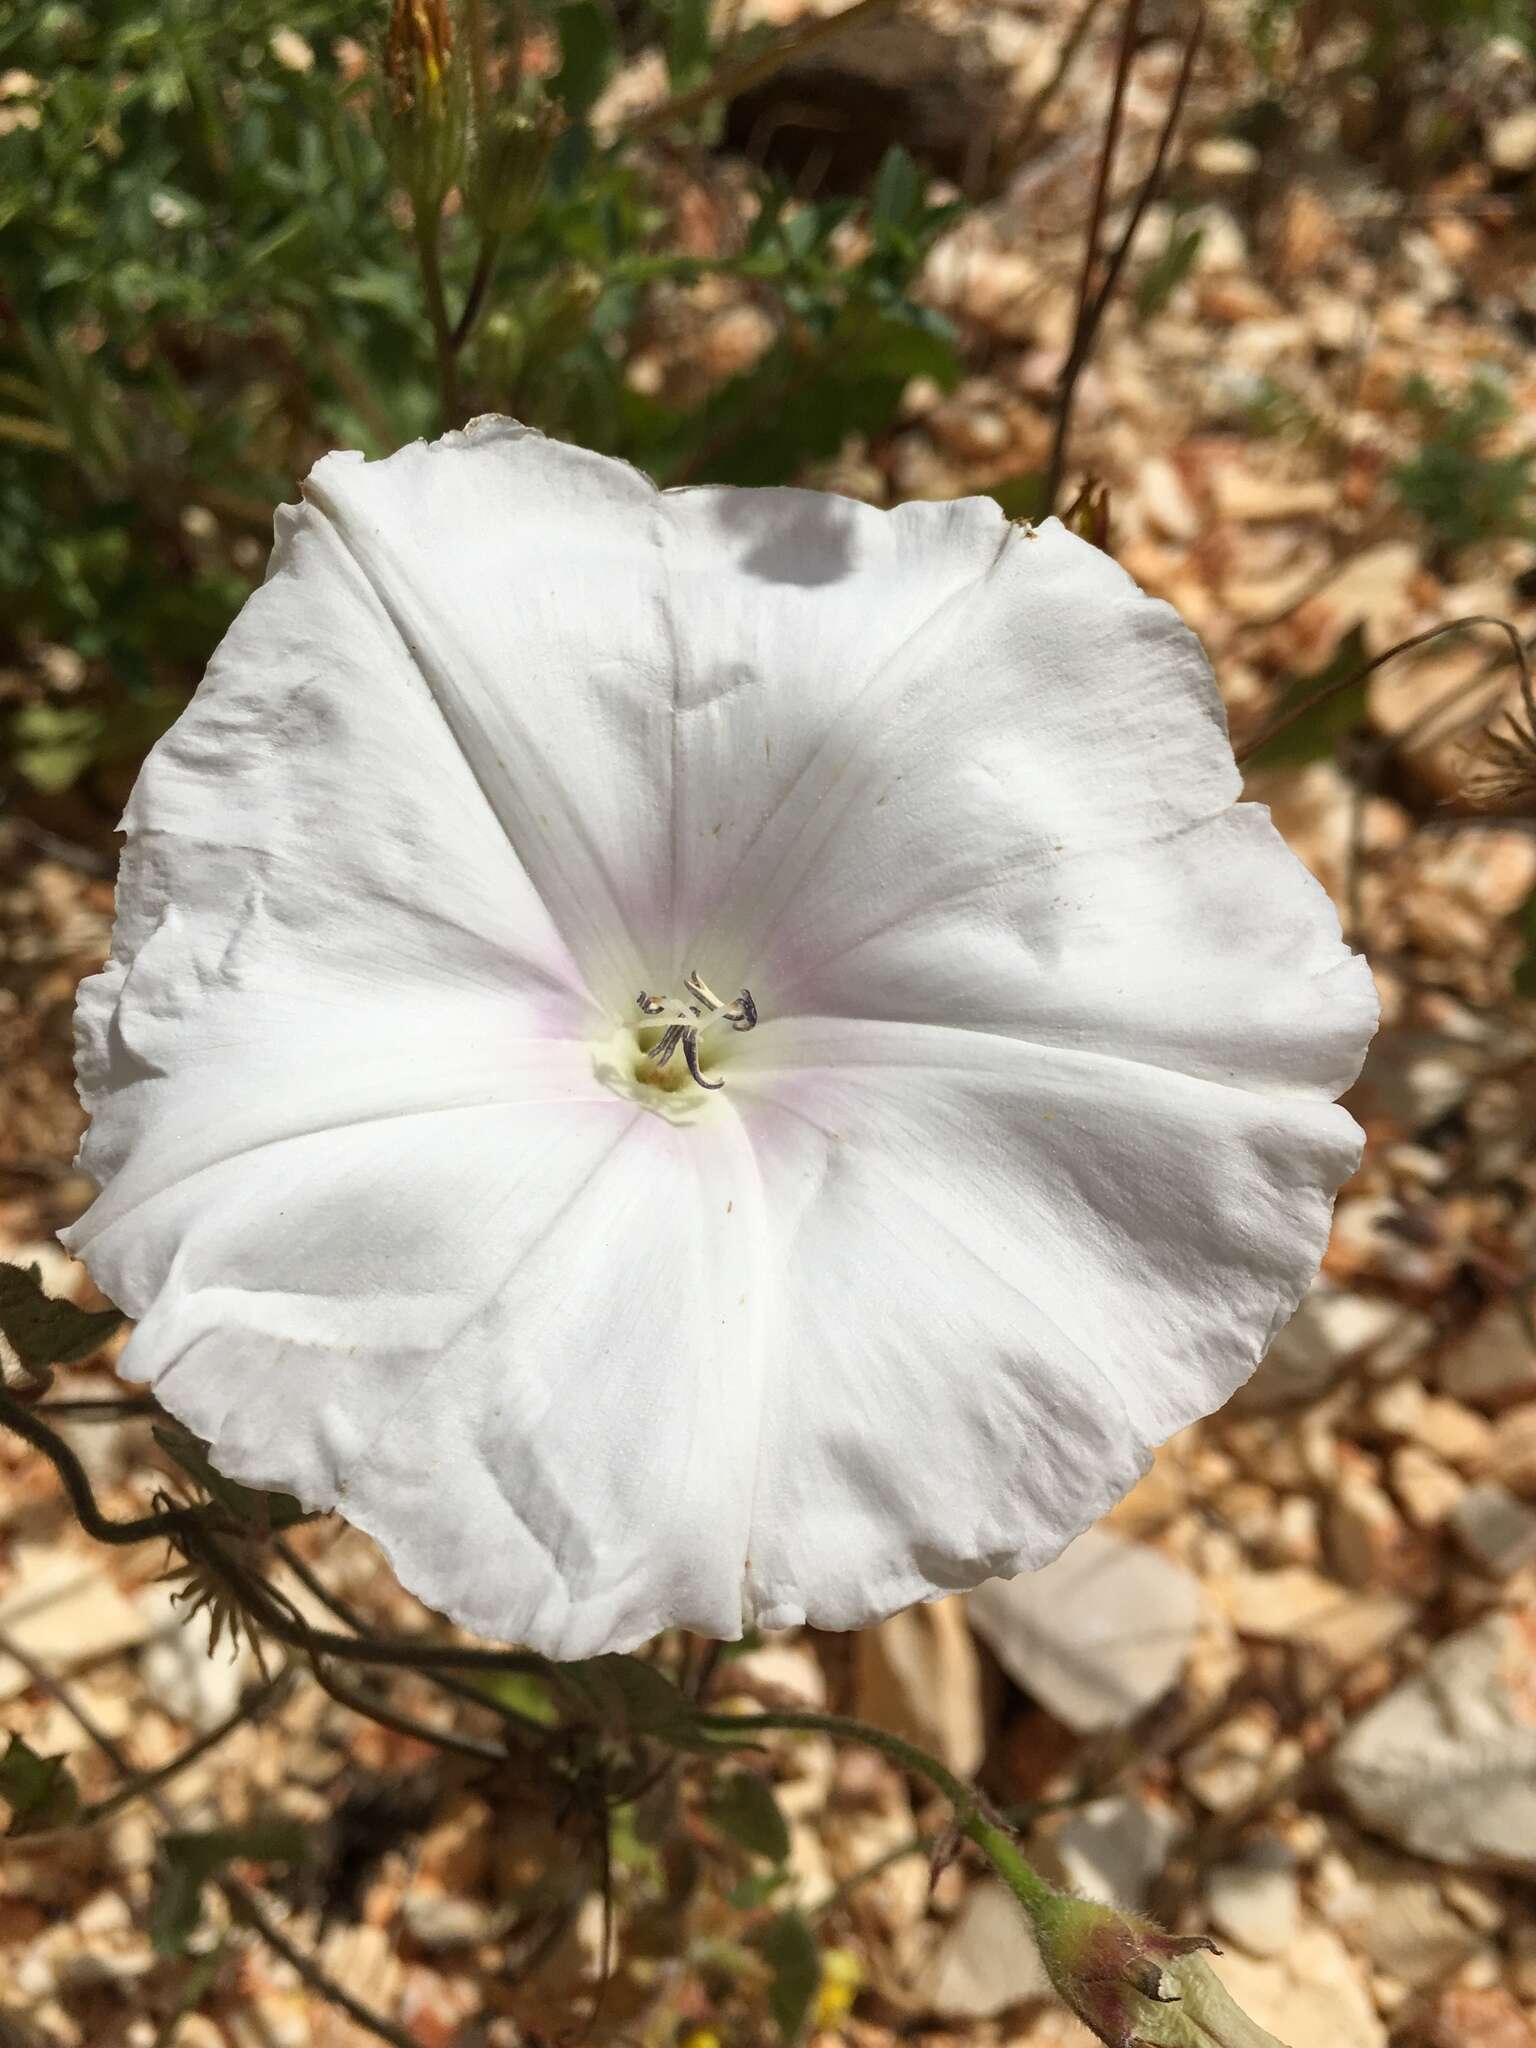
[760,1908,820,2041]
[0,1734,81,1835]
[708,1767,790,1863]
[0,1261,122,1380]
[151,1821,314,1955]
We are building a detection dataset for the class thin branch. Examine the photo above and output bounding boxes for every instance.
[0,1384,222,1547]
[309,1660,508,1764]
[1235,613,1533,766]
[1044,0,1142,513]
[1,1669,293,1844]
[272,1534,551,1736]
[617,0,897,143]
[0,1624,417,2048]
[414,205,461,428]
[33,1396,160,1420]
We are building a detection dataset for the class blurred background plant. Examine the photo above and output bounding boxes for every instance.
[0,0,961,796]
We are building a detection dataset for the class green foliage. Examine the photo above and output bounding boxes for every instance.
[2,1,960,790]
[1392,373,1536,556]
[0,1734,82,1835]
[152,1821,314,1954]
[1246,624,1371,768]
[708,1768,791,1863]
[0,1260,123,1387]
[1134,207,1204,322]
[759,1908,821,2041]
[1248,0,1535,74]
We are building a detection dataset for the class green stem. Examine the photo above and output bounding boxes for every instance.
[414,204,461,427]
[696,1708,1056,1918]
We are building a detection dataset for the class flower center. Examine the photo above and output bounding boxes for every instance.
[634,972,758,1092]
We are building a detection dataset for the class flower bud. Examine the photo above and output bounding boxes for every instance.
[467,95,564,241]
[1029,1896,1286,2048]
[380,0,466,210]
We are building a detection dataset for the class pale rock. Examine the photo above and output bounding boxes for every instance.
[1209,1920,1385,2047]
[401,1888,505,1949]
[0,1545,150,1702]
[1184,204,1248,272]
[912,1878,1050,2018]
[1391,1443,1467,1529]
[1449,1484,1536,1578]
[1179,1703,1295,1814]
[1205,1843,1299,1957]
[1313,542,1420,652]
[726,1635,827,1709]
[1440,1309,1536,1410]
[1368,1379,1495,1473]
[1051,1793,1183,1911]
[1493,1406,1536,1496]
[1210,467,1333,523]
[854,1596,986,1777]
[1216,1564,1411,1654]
[1328,1469,1433,1593]
[1332,1612,1536,1873]
[1489,107,1536,174]
[966,1529,1202,1733]
[137,1583,255,1732]
[1426,1985,1536,2047]
[1191,136,1259,177]
[1136,456,1200,543]
[928,392,1013,464]
[1235,1286,1419,1411]
[1326,1849,1481,1988]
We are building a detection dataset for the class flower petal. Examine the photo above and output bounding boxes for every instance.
[730,1018,1361,1631]
[76,1097,765,1659]
[298,418,1014,1008]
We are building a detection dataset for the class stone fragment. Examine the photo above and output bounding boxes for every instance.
[400,1889,505,1949]
[1449,1484,1536,1578]
[854,1596,986,1777]
[1235,1286,1419,1411]
[1440,1308,1536,1410]
[1209,1921,1385,2048]
[1052,1794,1183,1911]
[1426,1986,1536,2048]
[1136,456,1200,543]
[1327,1469,1435,1594]
[1324,1849,1480,1988]
[1390,1443,1466,1529]
[1210,467,1333,523]
[1180,1703,1296,1815]
[1332,1612,1536,1873]
[1368,1380,1495,1472]
[966,1529,1201,1734]
[1204,1843,1299,1957]
[1489,108,1536,175]
[912,1878,1050,2018]
[0,1546,150,1702]
[1493,1405,1536,1496]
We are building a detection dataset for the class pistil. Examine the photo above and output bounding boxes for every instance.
[636,972,757,1090]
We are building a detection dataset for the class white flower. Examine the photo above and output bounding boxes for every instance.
[65,419,1376,1660]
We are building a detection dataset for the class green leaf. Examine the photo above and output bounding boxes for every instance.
[870,145,921,234]
[709,1769,790,1862]
[664,0,713,91]
[0,1262,123,1377]
[1246,624,1371,768]
[551,2,616,119]
[987,472,1047,523]
[760,1908,820,2041]
[0,1735,81,1835]
[152,1822,313,1956]
[469,1669,561,1727]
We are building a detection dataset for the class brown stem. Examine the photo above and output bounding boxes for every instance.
[1001,0,1110,181]
[309,1660,509,1764]
[0,1383,222,1548]
[1044,0,1143,514]
[1235,614,1533,766]
[451,233,502,353]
